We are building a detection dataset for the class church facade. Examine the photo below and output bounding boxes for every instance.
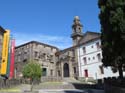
[14,16,123,79]
[56,16,84,79]
[14,16,83,79]
[14,16,102,79]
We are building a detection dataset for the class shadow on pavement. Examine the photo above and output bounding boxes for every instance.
[71,82,104,90]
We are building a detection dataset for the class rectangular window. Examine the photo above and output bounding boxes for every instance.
[43,53,46,60]
[82,47,86,54]
[23,59,27,63]
[97,53,101,61]
[42,68,47,76]
[96,42,100,49]
[83,57,87,65]
[99,65,104,74]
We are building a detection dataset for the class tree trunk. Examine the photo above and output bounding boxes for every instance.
[118,64,123,79]
[31,79,33,92]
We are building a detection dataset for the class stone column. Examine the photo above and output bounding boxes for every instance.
[61,61,64,78]
[69,58,73,78]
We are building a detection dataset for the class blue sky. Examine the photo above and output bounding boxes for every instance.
[0,0,100,49]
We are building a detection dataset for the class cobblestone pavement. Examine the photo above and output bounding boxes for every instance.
[39,89,86,93]
[21,82,104,93]
[0,81,104,93]
[38,89,104,93]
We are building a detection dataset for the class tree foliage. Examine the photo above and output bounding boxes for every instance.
[22,60,42,91]
[22,60,42,81]
[98,0,125,78]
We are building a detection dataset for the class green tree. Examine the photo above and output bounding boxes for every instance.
[98,0,125,78]
[22,60,42,91]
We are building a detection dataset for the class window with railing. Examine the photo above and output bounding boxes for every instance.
[83,57,87,65]
[97,53,101,61]
[99,65,104,74]
[96,42,100,50]
[82,47,86,54]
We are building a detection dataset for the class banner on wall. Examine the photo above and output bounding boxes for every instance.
[0,30,10,75]
[9,39,15,79]
[6,37,11,77]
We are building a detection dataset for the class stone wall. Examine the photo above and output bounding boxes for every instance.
[0,78,41,89]
[0,79,21,89]
[41,77,62,82]
[15,41,58,78]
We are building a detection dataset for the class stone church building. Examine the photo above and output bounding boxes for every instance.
[15,16,100,79]
[15,41,59,78]
[56,16,84,78]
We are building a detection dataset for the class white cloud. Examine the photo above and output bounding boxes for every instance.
[13,33,72,49]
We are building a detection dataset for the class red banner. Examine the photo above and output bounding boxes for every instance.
[9,39,15,79]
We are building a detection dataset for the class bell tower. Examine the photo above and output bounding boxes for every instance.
[71,16,83,46]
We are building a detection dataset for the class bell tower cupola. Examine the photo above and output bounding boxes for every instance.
[71,16,83,46]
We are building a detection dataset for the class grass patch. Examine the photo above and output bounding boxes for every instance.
[0,88,21,92]
[0,84,29,92]
[41,82,63,85]
[34,81,63,89]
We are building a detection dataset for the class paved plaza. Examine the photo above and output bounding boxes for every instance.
[39,89,85,93]
[23,81,104,93]
[38,89,104,93]
[0,80,104,93]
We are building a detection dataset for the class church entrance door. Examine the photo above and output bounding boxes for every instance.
[63,63,69,77]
